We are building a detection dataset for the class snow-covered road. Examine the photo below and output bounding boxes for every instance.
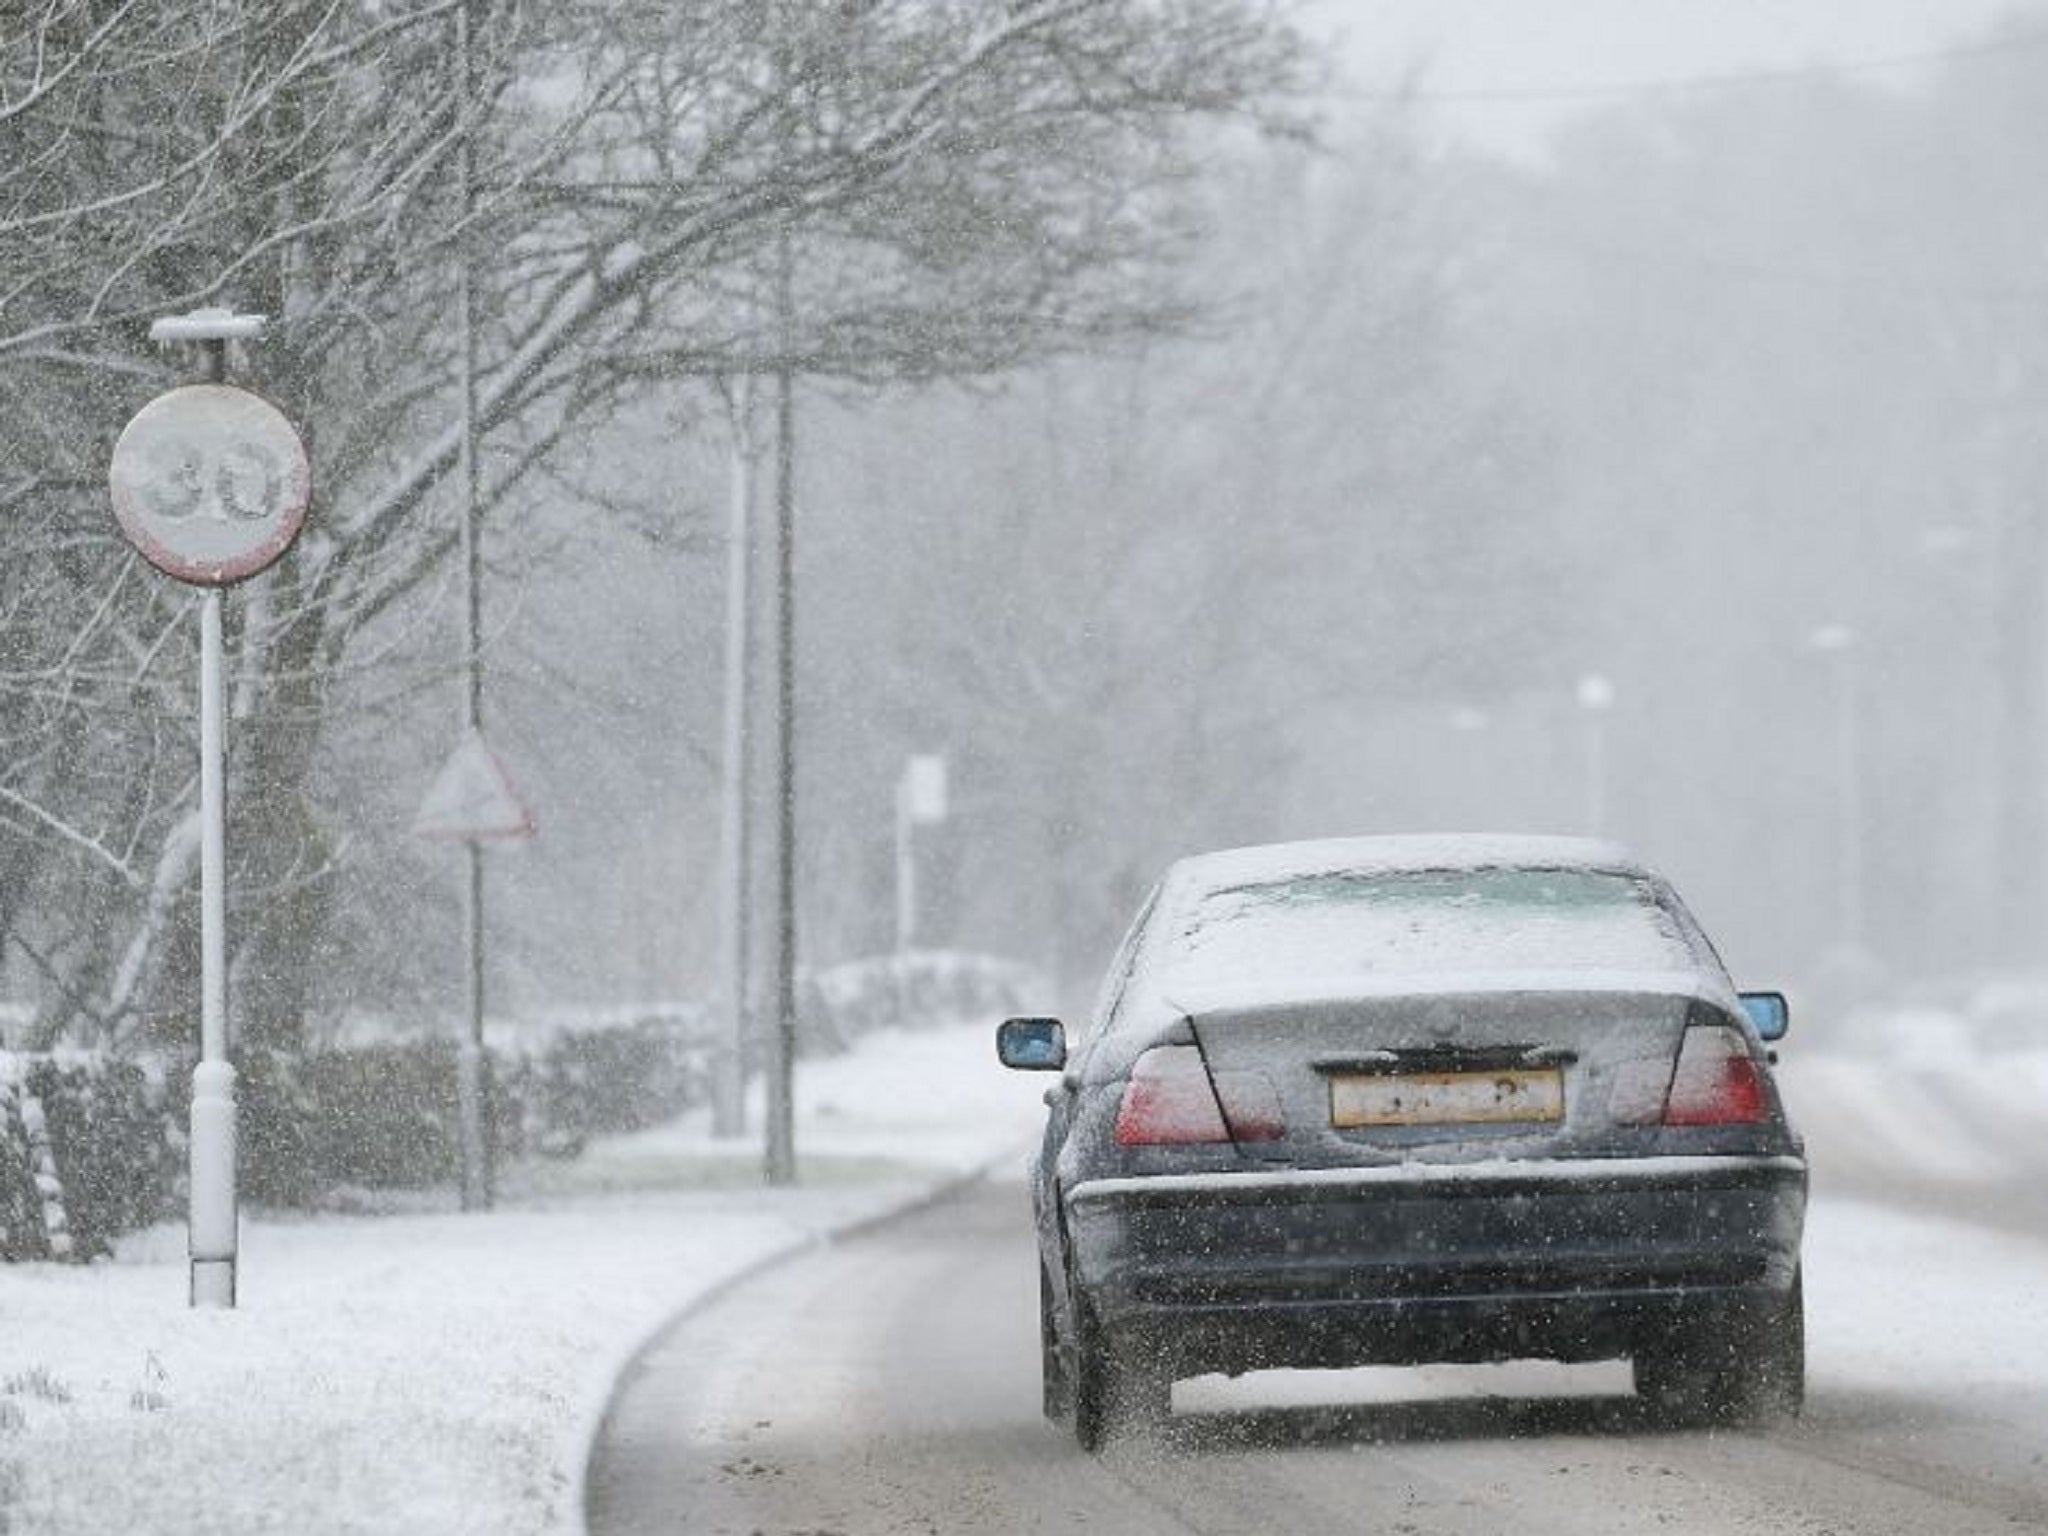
[589,1174,2048,1536]
[588,1045,2048,1536]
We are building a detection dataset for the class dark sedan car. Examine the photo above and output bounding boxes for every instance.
[997,834,1806,1450]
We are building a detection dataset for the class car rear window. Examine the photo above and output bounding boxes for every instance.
[1167,867,1696,987]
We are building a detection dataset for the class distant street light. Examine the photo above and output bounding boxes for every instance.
[1575,673,1615,835]
[1809,624,1864,951]
[1917,524,1974,559]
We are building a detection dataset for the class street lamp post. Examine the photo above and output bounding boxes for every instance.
[711,378,757,1140]
[894,755,949,958]
[1810,624,1863,952]
[1575,673,1615,835]
[763,349,798,1188]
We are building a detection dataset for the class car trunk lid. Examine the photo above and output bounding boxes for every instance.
[1183,985,1702,1166]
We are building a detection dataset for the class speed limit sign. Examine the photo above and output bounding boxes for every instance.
[109,384,311,585]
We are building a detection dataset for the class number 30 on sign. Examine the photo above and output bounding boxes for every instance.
[110,384,311,587]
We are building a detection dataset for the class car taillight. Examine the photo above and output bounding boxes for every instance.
[1662,1024,1768,1126]
[1114,1046,1230,1145]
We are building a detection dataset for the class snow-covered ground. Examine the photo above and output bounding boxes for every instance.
[1774,1045,2048,1213]
[0,1022,1048,1535]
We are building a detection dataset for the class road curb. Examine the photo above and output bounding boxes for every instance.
[568,1141,1030,1536]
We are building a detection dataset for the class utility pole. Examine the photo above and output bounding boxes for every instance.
[761,2,800,1187]
[763,327,798,1187]
[712,377,757,1139]
[453,0,493,1211]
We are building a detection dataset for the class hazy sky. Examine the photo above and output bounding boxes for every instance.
[1310,0,2048,158]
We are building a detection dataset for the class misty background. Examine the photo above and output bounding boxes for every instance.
[456,9,2048,1032]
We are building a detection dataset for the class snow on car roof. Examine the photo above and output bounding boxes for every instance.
[1122,834,1732,1015]
[1165,833,1649,895]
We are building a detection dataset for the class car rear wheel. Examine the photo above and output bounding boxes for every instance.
[1636,1271,1804,1427]
[1071,1300,1169,1452]
[1753,1269,1806,1420]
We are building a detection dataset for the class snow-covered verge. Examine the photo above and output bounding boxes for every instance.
[1773,1045,2048,1200]
[0,1021,1047,1535]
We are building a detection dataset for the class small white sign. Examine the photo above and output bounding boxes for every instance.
[903,754,948,824]
[413,731,536,842]
[109,384,310,586]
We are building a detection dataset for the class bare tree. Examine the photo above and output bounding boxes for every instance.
[0,0,1310,1048]
[787,120,1563,992]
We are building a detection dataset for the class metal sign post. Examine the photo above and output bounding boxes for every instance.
[111,308,311,1308]
[190,586,232,1308]
[411,730,535,1211]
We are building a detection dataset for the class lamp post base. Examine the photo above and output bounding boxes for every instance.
[190,1259,236,1309]
[189,1058,238,1310]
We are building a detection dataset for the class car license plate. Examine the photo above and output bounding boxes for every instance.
[1330,1067,1565,1128]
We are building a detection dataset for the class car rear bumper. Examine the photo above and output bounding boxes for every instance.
[1063,1153,1807,1376]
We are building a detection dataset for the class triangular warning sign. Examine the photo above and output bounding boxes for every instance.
[412,729,536,841]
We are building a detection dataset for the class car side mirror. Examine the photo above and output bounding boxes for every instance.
[1740,991,1790,1043]
[997,1016,1067,1071]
